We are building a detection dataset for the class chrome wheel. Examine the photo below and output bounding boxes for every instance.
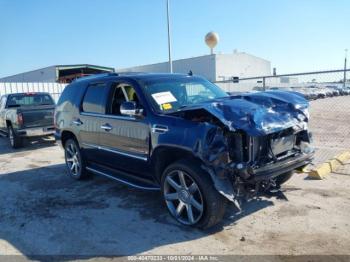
[163,170,204,225]
[65,142,80,177]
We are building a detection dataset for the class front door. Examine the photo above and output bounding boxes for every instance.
[98,82,151,177]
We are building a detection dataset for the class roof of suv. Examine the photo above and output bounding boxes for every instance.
[73,72,194,84]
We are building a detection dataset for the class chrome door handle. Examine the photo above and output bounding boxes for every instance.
[72,119,83,126]
[101,124,113,131]
[151,124,169,134]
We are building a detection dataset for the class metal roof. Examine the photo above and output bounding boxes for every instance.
[55,64,115,72]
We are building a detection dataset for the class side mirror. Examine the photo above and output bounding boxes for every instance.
[120,101,143,117]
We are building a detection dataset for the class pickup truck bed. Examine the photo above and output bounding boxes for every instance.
[0,92,55,148]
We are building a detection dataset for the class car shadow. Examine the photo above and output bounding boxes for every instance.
[0,135,56,155]
[0,164,275,259]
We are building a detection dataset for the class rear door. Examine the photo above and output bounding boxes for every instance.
[78,83,107,163]
[98,81,151,177]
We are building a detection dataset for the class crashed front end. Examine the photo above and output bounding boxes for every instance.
[177,90,314,205]
[226,128,313,183]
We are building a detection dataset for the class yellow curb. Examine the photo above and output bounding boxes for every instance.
[336,151,350,164]
[308,151,350,180]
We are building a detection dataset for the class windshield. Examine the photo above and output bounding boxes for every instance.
[7,93,54,107]
[143,77,228,113]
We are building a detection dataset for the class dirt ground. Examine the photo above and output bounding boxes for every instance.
[0,96,349,259]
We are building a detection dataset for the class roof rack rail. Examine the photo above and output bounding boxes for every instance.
[107,72,119,76]
[72,72,153,83]
[72,72,118,83]
[116,71,148,75]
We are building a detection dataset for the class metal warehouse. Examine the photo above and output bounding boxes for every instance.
[0,64,115,83]
[116,52,271,82]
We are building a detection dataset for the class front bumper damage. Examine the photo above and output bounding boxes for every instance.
[192,124,314,208]
[235,152,314,183]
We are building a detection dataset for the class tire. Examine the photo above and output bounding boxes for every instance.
[64,138,87,180]
[161,159,227,229]
[275,171,294,186]
[8,125,22,149]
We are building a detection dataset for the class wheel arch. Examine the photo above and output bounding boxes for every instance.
[61,130,78,147]
[151,145,204,183]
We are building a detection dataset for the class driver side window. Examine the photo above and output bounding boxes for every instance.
[108,83,139,116]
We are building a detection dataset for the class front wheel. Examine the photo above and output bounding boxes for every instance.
[275,171,294,186]
[161,159,227,229]
[64,139,87,180]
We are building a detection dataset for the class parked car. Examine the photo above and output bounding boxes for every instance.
[326,85,348,96]
[323,88,334,97]
[290,87,310,99]
[0,92,55,148]
[55,73,314,228]
[269,87,294,92]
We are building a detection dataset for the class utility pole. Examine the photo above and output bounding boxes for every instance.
[344,49,348,88]
[166,0,173,73]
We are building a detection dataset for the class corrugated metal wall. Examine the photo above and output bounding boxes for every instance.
[0,82,67,102]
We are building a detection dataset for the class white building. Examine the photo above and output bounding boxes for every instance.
[117,52,271,82]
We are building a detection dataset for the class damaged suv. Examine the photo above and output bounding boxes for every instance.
[55,73,313,228]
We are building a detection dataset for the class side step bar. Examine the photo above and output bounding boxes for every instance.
[86,166,161,191]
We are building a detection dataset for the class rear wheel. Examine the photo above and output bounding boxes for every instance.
[64,139,87,180]
[161,159,227,229]
[8,125,22,149]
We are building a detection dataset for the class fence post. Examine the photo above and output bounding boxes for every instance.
[263,77,266,91]
[344,56,347,88]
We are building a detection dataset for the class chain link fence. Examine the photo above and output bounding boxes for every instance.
[215,69,350,93]
[215,69,350,167]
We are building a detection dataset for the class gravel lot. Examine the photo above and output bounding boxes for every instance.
[0,96,349,258]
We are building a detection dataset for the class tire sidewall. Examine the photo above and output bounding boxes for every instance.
[8,127,14,147]
[64,139,84,180]
[8,126,21,148]
[276,171,294,186]
[161,159,226,228]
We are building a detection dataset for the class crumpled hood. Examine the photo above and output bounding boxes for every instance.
[184,91,309,136]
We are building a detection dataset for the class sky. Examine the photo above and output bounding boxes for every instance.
[0,0,349,78]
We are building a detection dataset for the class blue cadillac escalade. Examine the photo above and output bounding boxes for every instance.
[55,73,313,228]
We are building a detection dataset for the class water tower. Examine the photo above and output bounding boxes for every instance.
[205,32,219,54]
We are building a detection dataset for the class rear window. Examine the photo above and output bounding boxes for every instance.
[6,93,54,107]
[82,83,107,114]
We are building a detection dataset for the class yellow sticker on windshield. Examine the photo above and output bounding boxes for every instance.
[162,103,172,110]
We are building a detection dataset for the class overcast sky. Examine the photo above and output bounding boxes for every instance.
[0,0,349,78]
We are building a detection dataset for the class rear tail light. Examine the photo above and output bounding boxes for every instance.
[17,113,24,126]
